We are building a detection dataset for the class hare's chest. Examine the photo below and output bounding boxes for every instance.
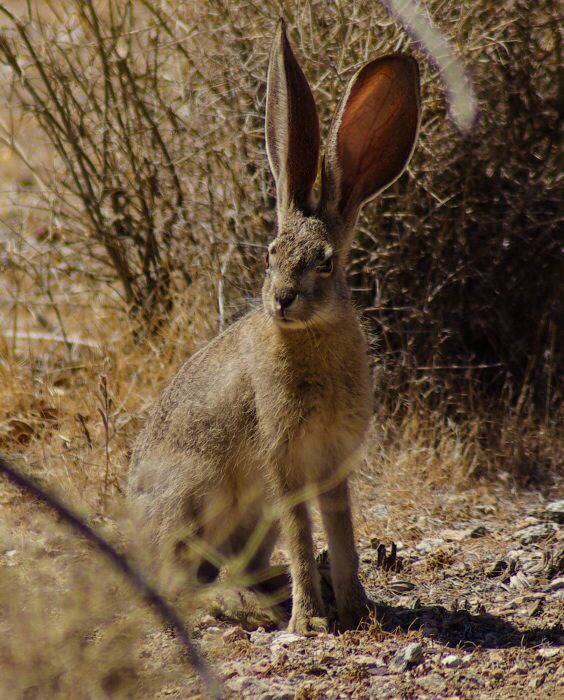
[259,364,371,475]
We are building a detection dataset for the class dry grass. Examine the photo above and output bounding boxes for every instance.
[0,0,561,697]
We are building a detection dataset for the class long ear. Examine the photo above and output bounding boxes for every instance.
[321,54,420,228]
[266,21,320,224]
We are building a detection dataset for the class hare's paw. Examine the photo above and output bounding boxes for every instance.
[338,587,373,630]
[287,612,328,636]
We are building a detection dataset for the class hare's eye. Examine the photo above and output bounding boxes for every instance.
[315,257,333,274]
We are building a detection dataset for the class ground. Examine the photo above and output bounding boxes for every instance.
[190,487,563,699]
[3,460,561,698]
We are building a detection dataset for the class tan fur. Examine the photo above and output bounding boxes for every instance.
[128,21,421,633]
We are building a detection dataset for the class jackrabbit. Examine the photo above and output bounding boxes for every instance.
[128,21,420,633]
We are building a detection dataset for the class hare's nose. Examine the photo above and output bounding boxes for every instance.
[275,289,297,312]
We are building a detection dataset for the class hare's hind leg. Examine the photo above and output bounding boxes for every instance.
[318,478,371,630]
[227,517,280,585]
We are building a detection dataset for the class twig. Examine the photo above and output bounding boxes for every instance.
[0,329,104,350]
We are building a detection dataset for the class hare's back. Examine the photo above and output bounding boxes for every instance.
[129,314,258,493]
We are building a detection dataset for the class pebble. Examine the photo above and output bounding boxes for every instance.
[474,503,496,515]
[390,642,424,671]
[537,647,560,660]
[416,538,445,554]
[509,571,531,590]
[389,579,416,593]
[353,655,381,667]
[441,654,472,668]
[250,628,271,646]
[271,632,303,648]
[545,500,564,524]
[370,504,389,518]
[199,614,216,626]
[549,576,564,592]
[468,524,488,538]
[516,523,555,545]
[486,559,508,577]
[272,648,289,665]
[222,626,248,643]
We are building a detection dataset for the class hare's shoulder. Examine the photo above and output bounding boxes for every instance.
[133,311,259,458]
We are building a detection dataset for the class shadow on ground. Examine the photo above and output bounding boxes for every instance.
[373,601,562,649]
[215,558,562,650]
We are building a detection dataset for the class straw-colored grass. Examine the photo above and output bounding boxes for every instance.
[0,0,561,696]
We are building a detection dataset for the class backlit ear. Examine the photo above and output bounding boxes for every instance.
[321,54,420,226]
[266,21,320,223]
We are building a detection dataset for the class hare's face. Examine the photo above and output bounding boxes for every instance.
[262,215,346,329]
[262,23,420,332]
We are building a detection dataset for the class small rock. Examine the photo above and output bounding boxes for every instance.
[250,628,270,645]
[509,571,531,590]
[521,553,547,575]
[474,503,496,515]
[390,642,424,671]
[370,504,389,518]
[199,614,216,627]
[353,655,381,667]
[222,626,248,643]
[545,500,564,524]
[537,647,560,660]
[416,538,445,554]
[272,648,288,665]
[441,654,471,668]
[389,579,416,593]
[486,559,508,578]
[271,632,302,648]
[516,523,555,545]
[467,524,488,538]
[549,576,564,592]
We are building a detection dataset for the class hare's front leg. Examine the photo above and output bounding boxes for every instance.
[319,478,371,629]
[278,497,326,634]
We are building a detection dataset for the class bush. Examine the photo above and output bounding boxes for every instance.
[0,0,560,402]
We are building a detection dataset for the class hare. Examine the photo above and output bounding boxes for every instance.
[128,21,420,633]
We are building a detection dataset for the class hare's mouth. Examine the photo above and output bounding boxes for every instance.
[271,313,305,329]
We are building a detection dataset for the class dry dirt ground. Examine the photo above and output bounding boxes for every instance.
[4,472,561,698]
[186,486,564,699]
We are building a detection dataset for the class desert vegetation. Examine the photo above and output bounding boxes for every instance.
[0,0,561,697]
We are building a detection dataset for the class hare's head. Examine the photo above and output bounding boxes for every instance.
[262,21,420,329]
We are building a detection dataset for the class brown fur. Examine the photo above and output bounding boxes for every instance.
[128,21,420,633]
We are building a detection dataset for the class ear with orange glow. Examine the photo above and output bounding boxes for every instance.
[321,55,420,225]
